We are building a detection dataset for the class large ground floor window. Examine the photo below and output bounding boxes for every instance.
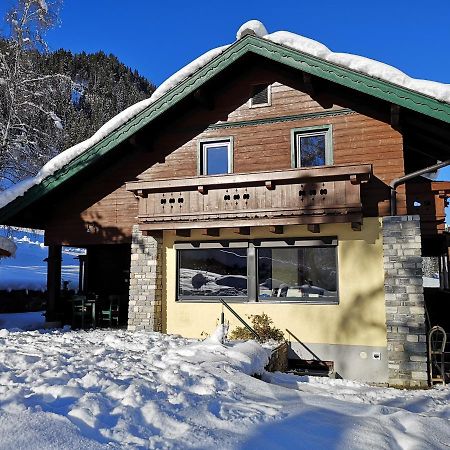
[176,238,338,303]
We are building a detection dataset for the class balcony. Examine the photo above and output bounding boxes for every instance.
[126,164,372,232]
[406,180,450,236]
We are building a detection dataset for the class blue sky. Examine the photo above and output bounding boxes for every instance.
[2,0,450,86]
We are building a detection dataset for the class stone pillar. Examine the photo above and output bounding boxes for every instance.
[382,215,428,388]
[128,225,163,332]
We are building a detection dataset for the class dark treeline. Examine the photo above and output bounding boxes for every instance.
[37,47,156,152]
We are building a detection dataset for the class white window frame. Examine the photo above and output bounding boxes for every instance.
[198,138,233,175]
[291,125,333,168]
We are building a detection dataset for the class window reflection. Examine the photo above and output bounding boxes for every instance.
[178,248,247,298]
[299,134,326,167]
[258,247,337,300]
[206,145,229,175]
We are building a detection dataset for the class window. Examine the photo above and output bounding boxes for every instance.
[176,239,338,303]
[257,246,337,301]
[199,139,233,175]
[177,247,248,299]
[249,83,271,108]
[292,125,333,168]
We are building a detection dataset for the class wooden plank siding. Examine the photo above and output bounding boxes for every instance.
[44,62,405,246]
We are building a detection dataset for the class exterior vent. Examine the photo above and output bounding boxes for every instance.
[250,84,270,107]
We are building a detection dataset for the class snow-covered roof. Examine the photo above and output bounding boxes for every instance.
[1,20,450,214]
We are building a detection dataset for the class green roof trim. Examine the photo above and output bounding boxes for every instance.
[2,34,450,223]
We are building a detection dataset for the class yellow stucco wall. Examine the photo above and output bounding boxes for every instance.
[163,218,386,347]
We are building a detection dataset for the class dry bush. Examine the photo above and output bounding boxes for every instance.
[229,313,284,342]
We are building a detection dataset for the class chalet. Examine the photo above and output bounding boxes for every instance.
[0,21,449,387]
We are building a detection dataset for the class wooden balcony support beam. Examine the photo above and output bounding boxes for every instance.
[351,221,362,231]
[233,227,250,235]
[307,224,320,233]
[269,225,284,234]
[176,229,191,237]
[200,228,220,236]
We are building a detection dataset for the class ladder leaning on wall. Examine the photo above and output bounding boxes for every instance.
[428,326,449,385]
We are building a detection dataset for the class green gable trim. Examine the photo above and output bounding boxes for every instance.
[207,108,355,130]
[2,34,450,223]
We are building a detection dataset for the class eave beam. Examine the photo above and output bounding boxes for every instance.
[390,104,401,130]
[193,88,214,110]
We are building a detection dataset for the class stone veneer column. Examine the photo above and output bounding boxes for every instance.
[382,215,428,388]
[128,225,163,332]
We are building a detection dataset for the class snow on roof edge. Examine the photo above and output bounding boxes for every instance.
[1,19,450,211]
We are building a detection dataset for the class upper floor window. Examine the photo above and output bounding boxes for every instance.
[292,125,333,168]
[199,138,233,175]
[249,83,271,108]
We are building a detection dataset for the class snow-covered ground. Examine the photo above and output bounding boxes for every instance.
[0,228,83,290]
[0,325,448,449]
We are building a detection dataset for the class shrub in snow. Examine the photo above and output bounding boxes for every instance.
[229,313,284,342]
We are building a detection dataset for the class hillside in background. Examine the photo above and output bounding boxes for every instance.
[0,37,155,185]
[40,48,156,151]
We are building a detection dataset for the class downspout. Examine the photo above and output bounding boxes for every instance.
[390,159,450,216]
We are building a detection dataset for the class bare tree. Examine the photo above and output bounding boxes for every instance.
[0,0,71,186]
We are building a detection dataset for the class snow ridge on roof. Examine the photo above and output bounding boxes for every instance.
[1,19,450,210]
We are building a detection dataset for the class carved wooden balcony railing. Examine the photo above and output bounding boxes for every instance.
[126,164,372,231]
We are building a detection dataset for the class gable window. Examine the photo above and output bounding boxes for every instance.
[291,125,333,168]
[199,138,233,175]
[250,83,271,108]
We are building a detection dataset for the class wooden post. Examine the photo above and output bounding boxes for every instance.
[77,255,88,294]
[46,245,62,322]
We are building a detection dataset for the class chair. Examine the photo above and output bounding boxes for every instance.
[71,296,90,329]
[100,295,120,328]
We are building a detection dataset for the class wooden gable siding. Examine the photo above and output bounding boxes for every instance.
[44,63,404,246]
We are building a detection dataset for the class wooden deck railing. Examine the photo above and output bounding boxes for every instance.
[126,164,372,231]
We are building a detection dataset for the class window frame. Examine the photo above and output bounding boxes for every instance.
[197,137,234,176]
[249,83,272,108]
[175,238,339,304]
[291,124,333,169]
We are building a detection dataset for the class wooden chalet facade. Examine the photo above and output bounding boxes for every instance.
[1,26,450,387]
